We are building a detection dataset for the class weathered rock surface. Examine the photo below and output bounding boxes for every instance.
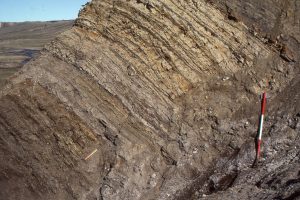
[0,0,299,200]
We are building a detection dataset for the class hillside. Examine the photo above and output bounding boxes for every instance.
[0,20,73,87]
[0,1,299,200]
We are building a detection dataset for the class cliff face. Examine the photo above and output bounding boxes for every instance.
[212,0,300,63]
[0,1,299,200]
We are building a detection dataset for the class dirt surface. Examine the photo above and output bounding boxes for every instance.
[0,0,299,200]
[0,20,73,87]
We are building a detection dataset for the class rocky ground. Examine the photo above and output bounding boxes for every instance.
[0,20,73,87]
[0,0,299,200]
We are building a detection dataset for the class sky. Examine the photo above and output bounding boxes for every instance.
[0,0,90,22]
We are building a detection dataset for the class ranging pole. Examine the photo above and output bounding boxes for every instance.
[256,92,267,160]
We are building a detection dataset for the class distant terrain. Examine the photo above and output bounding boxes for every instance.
[0,20,73,87]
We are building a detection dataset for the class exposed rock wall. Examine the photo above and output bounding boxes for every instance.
[0,0,298,200]
[211,0,300,63]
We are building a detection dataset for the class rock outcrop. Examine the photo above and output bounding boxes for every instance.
[0,0,299,199]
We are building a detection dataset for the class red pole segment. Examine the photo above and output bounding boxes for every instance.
[257,92,267,159]
[261,92,267,115]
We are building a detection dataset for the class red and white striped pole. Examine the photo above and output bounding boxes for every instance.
[256,92,267,159]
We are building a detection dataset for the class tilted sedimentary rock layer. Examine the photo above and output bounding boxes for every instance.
[0,0,298,199]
